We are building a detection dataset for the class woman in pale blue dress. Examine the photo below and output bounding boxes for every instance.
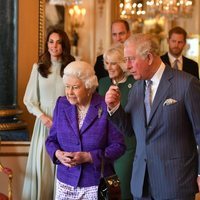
[22,28,74,200]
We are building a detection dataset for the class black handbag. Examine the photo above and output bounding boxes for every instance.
[98,159,121,200]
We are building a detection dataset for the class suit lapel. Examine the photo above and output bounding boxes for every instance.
[64,104,79,136]
[80,105,98,134]
[148,66,173,124]
[80,93,101,134]
[182,56,188,72]
[165,54,171,66]
[142,81,147,126]
[162,53,171,66]
[138,81,147,127]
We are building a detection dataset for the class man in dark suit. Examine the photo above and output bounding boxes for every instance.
[161,26,199,79]
[94,19,130,81]
[105,33,200,199]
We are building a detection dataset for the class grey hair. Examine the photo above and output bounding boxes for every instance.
[124,33,160,59]
[103,43,127,72]
[63,61,98,93]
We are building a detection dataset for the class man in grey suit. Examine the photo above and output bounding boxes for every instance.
[105,33,200,200]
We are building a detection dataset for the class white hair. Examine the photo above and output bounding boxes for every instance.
[103,43,127,73]
[63,61,98,93]
[124,33,160,58]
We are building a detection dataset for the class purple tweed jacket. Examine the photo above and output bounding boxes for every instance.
[45,92,125,187]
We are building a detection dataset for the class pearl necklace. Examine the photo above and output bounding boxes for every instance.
[77,102,90,129]
[112,74,127,85]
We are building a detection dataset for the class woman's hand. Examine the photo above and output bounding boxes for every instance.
[55,150,92,167]
[40,114,52,128]
[55,150,75,167]
[71,152,92,165]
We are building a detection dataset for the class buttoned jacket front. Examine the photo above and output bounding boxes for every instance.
[46,93,125,187]
[111,66,200,199]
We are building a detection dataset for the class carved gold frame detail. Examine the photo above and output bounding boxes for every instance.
[38,0,45,56]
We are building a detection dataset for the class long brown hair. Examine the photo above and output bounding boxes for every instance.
[38,27,75,78]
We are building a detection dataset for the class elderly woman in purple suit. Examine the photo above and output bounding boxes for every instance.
[45,60,125,200]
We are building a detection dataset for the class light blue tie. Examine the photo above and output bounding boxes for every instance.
[144,80,152,122]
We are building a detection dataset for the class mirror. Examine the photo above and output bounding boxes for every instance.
[37,0,113,63]
[38,0,77,57]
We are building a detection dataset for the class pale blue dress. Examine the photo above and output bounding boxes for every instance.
[22,61,65,200]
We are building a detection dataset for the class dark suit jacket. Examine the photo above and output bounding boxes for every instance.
[161,52,199,79]
[46,93,125,188]
[94,54,108,81]
[111,66,200,199]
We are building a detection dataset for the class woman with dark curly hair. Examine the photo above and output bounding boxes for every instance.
[22,27,75,200]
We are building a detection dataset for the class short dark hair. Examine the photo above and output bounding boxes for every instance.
[168,26,187,41]
[111,19,130,32]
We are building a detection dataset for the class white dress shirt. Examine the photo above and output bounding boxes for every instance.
[149,62,165,103]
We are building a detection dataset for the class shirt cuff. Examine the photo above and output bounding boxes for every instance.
[107,103,120,116]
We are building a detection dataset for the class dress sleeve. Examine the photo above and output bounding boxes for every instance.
[23,63,43,118]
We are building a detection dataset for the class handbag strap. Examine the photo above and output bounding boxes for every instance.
[100,158,104,178]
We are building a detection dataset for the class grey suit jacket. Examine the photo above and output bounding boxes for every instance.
[111,65,200,199]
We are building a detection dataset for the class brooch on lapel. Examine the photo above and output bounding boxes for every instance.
[128,83,132,88]
[98,107,103,118]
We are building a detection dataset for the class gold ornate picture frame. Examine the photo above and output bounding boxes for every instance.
[38,0,45,57]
